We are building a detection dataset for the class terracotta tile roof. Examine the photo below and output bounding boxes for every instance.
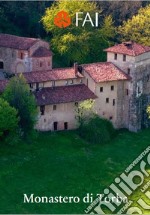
[104,41,150,56]
[34,84,97,106]
[0,33,40,50]
[23,68,83,83]
[31,47,53,58]
[0,80,8,93]
[82,62,130,83]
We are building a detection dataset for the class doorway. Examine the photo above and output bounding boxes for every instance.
[54,122,58,131]
[64,122,68,130]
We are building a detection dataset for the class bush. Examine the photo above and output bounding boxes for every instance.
[78,115,116,144]
[0,98,19,144]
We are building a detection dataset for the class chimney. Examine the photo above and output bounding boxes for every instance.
[74,62,78,77]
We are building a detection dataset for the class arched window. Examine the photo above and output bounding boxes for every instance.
[0,61,4,69]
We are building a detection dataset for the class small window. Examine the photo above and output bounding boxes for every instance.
[126,89,129,96]
[48,61,50,67]
[66,80,68,85]
[40,105,45,116]
[123,54,126,62]
[109,116,113,120]
[138,87,141,94]
[20,52,24,60]
[100,87,103,92]
[54,122,58,131]
[64,122,68,130]
[127,68,130,75]
[0,61,4,69]
[114,53,117,60]
[70,80,74,84]
[80,79,83,84]
[40,62,43,67]
[53,105,57,110]
[75,102,78,107]
[29,83,33,89]
[111,86,114,91]
[106,98,109,103]
[113,99,115,106]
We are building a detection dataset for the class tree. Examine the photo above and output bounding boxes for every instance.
[0,98,19,143]
[118,5,150,46]
[42,1,115,66]
[3,75,38,139]
[75,99,95,127]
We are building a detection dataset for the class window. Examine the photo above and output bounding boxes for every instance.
[113,99,115,106]
[66,80,68,85]
[40,62,43,67]
[40,105,45,115]
[109,116,113,120]
[54,122,58,131]
[70,80,74,84]
[100,87,103,92]
[126,89,129,96]
[64,122,68,130]
[48,61,50,67]
[114,53,117,60]
[29,83,33,89]
[111,86,114,91]
[0,61,4,69]
[53,105,57,110]
[75,102,78,107]
[127,68,130,75]
[106,98,109,103]
[123,54,126,62]
[80,79,83,84]
[20,52,24,59]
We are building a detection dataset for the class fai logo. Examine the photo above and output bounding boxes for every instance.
[54,11,71,28]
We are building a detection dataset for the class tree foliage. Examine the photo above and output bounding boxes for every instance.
[3,75,37,139]
[42,1,115,66]
[75,99,95,127]
[0,98,19,143]
[78,114,115,144]
[118,5,150,46]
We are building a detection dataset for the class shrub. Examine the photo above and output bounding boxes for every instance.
[0,98,19,144]
[78,114,116,144]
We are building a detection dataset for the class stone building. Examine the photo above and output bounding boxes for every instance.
[0,33,150,131]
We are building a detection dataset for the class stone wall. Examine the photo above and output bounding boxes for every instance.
[36,102,77,131]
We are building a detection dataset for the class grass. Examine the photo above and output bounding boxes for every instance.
[0,129,150,214]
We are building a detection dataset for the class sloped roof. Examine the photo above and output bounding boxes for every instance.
[82,62,130,83]
[34,84,97,106]
[31,47,53,58]
[0,33,40,50]
[104,41,150,56]
[23,68,83,83]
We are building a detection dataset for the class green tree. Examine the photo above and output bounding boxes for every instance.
[42,1,115,66]
[75,99,95,127]
[0,98,19,143]
[118,5,150,46]
[3,75,38,139]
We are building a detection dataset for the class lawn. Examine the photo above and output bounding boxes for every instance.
[0,129,150,214]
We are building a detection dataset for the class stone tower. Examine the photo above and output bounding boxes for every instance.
[105,41,150,131]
